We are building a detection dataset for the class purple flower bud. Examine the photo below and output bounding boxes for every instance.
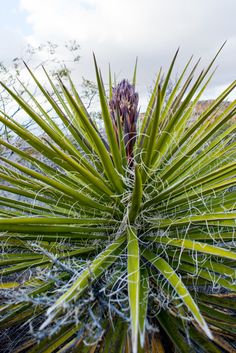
[109,79,139,164]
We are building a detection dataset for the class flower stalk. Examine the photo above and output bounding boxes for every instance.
[109,79,139,164]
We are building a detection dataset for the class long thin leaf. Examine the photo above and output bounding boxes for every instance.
[127,226,140,353]
[142,248,212,338]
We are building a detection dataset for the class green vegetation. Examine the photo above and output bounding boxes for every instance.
[0,46,236,352]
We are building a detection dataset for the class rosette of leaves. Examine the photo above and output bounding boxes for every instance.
[0,46,236,353]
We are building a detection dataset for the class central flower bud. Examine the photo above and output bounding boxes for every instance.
[109,79,139,164]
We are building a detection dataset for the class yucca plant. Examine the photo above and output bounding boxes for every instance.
[0,45,236,353]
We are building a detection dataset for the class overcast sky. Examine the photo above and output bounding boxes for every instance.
[0,0,235,108]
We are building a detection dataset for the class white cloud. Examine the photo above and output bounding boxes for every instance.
[0,28,27,63]
[19,0,236,104]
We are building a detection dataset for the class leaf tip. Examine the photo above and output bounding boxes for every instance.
[202,321,213,340]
